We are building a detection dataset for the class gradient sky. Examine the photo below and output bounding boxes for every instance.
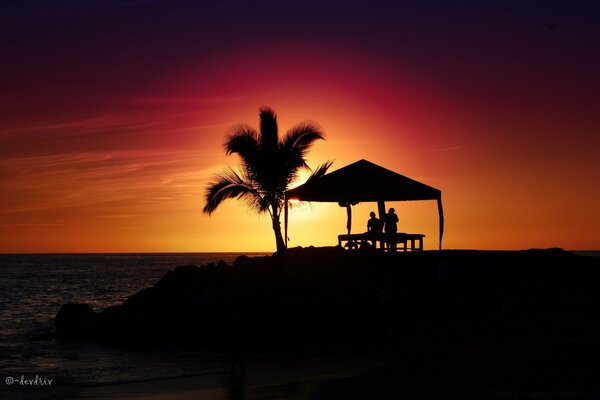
[1,0,599,252]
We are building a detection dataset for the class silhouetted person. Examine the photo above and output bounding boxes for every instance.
[228,374,245,400]
[221,306,245,379]
[229,345,245,378]
[364,211,382,249]
[384,208,399,251]
[367,211,381,233]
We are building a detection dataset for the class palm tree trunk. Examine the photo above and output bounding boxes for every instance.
[271,206,286,253]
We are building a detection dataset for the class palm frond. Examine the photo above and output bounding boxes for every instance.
[224,125,261,182]
[280,122,324,170]
[287,161,333,210]
[224,125,259,156]
[275,123,325,190]
[306,160,333,183]
[284,122,324,148]
[258,107,278,151]
[203,167,264,215]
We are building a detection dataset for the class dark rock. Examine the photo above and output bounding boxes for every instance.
[52,248,600,350]
[233,255,249,267]
[54,303,99,338]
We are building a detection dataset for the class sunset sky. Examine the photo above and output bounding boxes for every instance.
[1,0,599,252]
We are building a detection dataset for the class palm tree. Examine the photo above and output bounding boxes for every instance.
[203,107,330,252]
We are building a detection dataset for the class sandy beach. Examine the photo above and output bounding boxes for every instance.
[76,333,600,400]
[76,349,390,400]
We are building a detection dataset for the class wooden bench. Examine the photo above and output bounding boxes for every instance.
[338,233,425,252]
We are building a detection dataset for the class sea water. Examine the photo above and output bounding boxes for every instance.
[0,253,267,388]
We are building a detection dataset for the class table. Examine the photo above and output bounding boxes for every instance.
[337,232,425,252]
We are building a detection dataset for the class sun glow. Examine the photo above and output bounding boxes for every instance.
[2,7,599,252]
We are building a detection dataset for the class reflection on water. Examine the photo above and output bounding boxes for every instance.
[0,253,266,385]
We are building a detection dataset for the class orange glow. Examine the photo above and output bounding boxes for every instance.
[1,39,598,253]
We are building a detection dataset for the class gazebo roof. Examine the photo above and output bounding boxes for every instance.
[286,159,441,202]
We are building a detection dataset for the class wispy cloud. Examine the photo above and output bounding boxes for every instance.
[8,113,155,133]
[96,214,142,219]
[417,145,464,153]
[3,113,162,144]
[129,95,246,107]
[0,148,219,218]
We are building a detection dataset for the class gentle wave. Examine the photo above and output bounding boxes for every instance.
[573,250,600,257]
[0,253,269,385]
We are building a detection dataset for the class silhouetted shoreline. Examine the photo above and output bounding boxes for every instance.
[46,247,600,397]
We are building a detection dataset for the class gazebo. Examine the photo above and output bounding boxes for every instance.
[284,159,444,250]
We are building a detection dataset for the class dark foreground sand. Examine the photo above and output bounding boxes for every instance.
[76,350,385,400]
[76,333,600,400]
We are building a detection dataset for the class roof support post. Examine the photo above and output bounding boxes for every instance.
[284,196,289,248]
[437,195,444,250]
[377,200,386,221]
[346,203,352,235]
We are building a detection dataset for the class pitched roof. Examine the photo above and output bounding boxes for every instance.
[286,159,441,202]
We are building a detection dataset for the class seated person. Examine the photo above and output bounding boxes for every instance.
[384,208,398,234]
[367,211,381,234]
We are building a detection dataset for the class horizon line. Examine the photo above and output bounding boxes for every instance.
[0,248,598,255]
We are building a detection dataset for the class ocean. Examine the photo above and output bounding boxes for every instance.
[0,253,268,391]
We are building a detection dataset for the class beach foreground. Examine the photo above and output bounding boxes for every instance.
[77,337,600,400]
[77,349,388,400]
[46,247,600,398]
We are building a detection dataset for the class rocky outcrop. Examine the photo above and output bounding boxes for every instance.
[54,303,99,338]
[53,247,600,349]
